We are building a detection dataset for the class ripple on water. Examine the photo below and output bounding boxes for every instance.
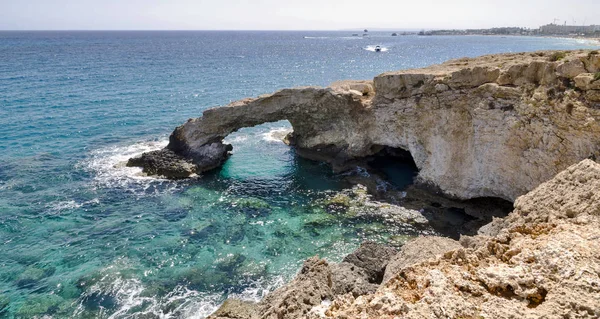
[2,31,596,319]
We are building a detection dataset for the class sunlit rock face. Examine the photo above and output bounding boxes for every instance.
[209,160,600,319]
[311,159,600,319]
[130,50,600,201]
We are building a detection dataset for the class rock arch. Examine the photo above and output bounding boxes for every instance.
[129,50,600,201]
[128,81,379,179]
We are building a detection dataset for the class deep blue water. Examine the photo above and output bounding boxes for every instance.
[0,31,597,318]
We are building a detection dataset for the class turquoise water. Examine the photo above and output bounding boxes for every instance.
[1,31,598,318]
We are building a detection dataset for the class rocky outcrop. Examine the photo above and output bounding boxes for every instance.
[208,242,398,319]
[340,242,397,284]
[126,143,231,178]
[381,236,462,283]
[209,159,600,319]
[258,257,334,319]
[207,299,257,319]
[312,159,600,318]
[130,50,600,201]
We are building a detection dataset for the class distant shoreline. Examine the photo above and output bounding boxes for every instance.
[419,33,600,45]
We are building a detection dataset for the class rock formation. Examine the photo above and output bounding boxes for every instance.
[316,159,600,319]
[129,50,600,201]
[207,242,399,319]
[208,159,600,319]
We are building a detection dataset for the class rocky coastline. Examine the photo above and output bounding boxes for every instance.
[209,159,600,318]
[127,50,600,318]
[129,49,600,201]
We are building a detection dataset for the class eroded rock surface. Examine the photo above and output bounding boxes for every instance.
[382,236,462,283]
[257,257,333,319]
[127,142,231,178]
[207,299,258,319]
[208,159,600,319]
[131,50,600,201]
[210,242,398,319]
[316,159,600,319]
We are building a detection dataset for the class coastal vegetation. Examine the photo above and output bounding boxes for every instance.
[549,51,567,61]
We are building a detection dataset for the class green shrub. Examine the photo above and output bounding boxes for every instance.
[549,51,567,62]
[589,50,599,58]
[594,72,600,82]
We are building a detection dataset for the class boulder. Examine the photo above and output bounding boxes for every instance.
[258,257,333,319]
[574,73,600,90]
[127,149,196,179]
[208,299,258,319]
[382,236,462,283]
[330,262,379,297]
[341,241,397,284]
[556,59,588,78]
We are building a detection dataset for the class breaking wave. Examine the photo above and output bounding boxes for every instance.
[79,139,182,194]
[72,261,287,319]
[261,127,292,143]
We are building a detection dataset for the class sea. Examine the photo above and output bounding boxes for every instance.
[0,31,598,318]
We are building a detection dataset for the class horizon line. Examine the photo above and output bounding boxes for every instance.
[0,27,535,32]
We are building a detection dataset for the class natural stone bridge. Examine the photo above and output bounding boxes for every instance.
[129,50,600,201]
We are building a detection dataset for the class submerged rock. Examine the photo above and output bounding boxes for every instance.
[16,265,56,289]
[319,185,430,227]
[0,294,9,316]
[16,294,67,318]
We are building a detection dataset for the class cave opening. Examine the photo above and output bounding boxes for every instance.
[365,145,419,191]
[357,144,513,239]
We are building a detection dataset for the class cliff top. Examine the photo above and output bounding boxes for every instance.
[380,49,599,77]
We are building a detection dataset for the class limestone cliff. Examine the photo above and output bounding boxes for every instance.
[129,50,600,200]
[209,159,600,319]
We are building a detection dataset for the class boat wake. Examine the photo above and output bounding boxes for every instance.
[364,45,389,52]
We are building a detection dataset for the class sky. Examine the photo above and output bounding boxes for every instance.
[1,0,599,31]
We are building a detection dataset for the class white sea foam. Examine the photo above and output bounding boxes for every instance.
[79,139,176,193]
[223,134,249,144]
[574,38,600,45]
[46,198,100,212]
[261,127,292,143]
[73,264,287,319]
[364,45,389,52]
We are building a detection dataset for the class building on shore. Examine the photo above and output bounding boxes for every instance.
[538,23,600,35]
